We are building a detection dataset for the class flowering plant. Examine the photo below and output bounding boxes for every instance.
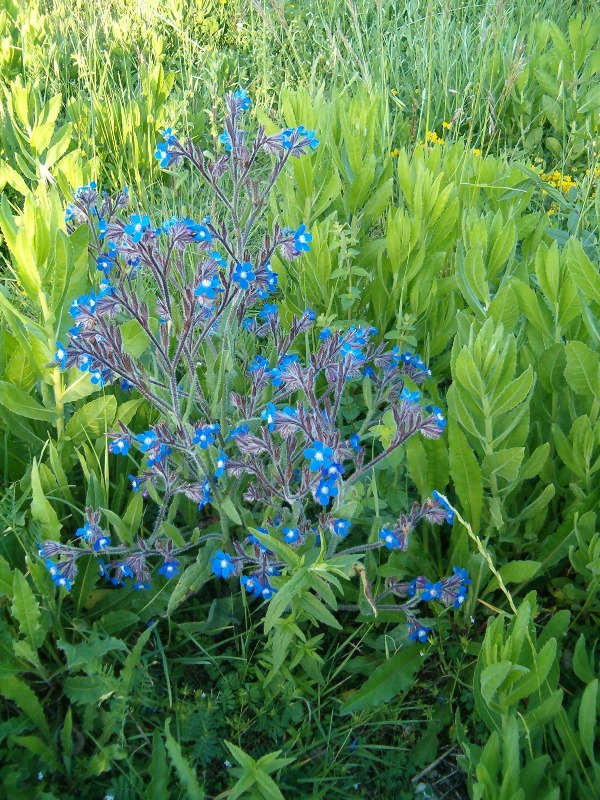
[40,89,469,644]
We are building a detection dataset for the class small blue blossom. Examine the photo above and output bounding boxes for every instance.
[109,437,130,456]
[349,433,361,451]
[147,443,172,467]
[304,441,334,471]
[283,527,300,544]
[315,478,339,506]
[121,378,134,390]
[233,88,252,110]
[261,402,277,432]
[408,623,433,643]
[219,131,232,151]
[249,355,269,372]
[195,275,222,299]
[421,581,444,602]
[97,218,108,239]
[215,450,227,478]
[54,342,67,370]
[134,581,151,591]
[155,141,172,168]
[432,490,455,525]
[378,528,400,549]
[96,253,114,275]
[453,566,471,584]
[232,262,255,289]
[193,425,219,449]
[90,368,110,387]
[158,559,180,578]
[259,303,279,320]
[429,405,447,429]
[129,474,140,492]
[362,366,376,379]
[226,423,249,440]
[210,249,227,267]
[319,328,332,340]
[137,430,158,452]
[211,550,235,578]
[293,224,312,252]
[400,388,421,404]
[332,519,351,537]
[93,535,111,552]
[241,574,261,596]
[124,214,150,243]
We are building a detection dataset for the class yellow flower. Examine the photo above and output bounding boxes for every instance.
[442,121,451,130]
[425,130,443,144]
[390,148,400,157]
[391,89,398,95]
[472,148,481,156]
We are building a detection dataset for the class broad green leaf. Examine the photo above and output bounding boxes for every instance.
[11,571,44,650]
[31,459,62,540]
[63,674,113,705]
[482,448,524,482]
[565,341,600,396]
[264,569,311,633]
[448,421,483,532]
[121,319,151,357]
[484,561,541,595]
[0,381,59,421]
[0,675,51,742]
[64,396,117,445]
[340,647,427,714]
[165,719,204,800]
[578,679,598,765]
[147,730,169,800]
[538,344,567,393]
[57,633,127,672]
[480,661,512,705]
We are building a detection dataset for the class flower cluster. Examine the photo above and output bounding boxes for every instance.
[42,89,468,646]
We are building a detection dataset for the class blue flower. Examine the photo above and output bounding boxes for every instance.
[226,423,249,441]
[52,574,72,591]
[129,474,140,492]
[260,584,278,601]
[259,303,279,320]
[147,443,172,467]
[432,490,455,525]
[429,405,446,429]
[121,378,134,391]
[134,581,151,591]
[241,575,262,596]
[78,353,93,371]
[233,88,252,110]
[215,450,227,478]
[188,222,212,243]
[90,368,109,387]
[193,425,218,449]
[332,519,351,537]
[349,433,361,451]
[242,317,255,332]
[249,355,269,372]
[219,131,232,151]
[124,214,150,243]
[137,430,158,452]
[210,249,227,267]
[408,623,432,643]
[454,585,469,608]
[378,528,400,549]
[197,479,213,510]
[283,526,300,544]
[304,308,317,322]
[54,342,67,370]
[261,402,277,432]
[96,253,114,275]
[315,478,339,506]
[211,550,235,578]
[421,581,444,601]
[232,262,255,289]
[293,224,312,252]
[155,141,172,168]
[400,387,421,404]
[266,267,278,291]
[319,328,332,340]
[162,127,177,145]
[158,559,180,578]
[93,535,111,552]
[362,366,376,379]
[453,566,471,584]
[109,437,130,456]
[195,275,222,299]
[304,441,334,471]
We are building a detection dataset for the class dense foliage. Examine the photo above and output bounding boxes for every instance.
[0,1,598,798]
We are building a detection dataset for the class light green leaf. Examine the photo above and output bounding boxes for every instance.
[165,719,204,800]
[565,341,600,396]
[11,571,44,650]
[64,396,117,445]
[0,381,58,421]
[340,647,427,714]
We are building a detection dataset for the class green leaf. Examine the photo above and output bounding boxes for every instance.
[165,718,204,800]
[340,647,427,714]
[482,448,524,482]
[31,458,62,540]
[566,237,600,304]
[572,635,595,684]
[147,730,169,800]
[579,679,598,765]
[57,633,127,672]
[565,341,600,396]
[0,381,58,421]
[448,420,483,532]
[298,592,341,629]
[11,571,44,650]
[64,396,117,445]
[484,561,541,595]
[220,496,242,526]
[121,319,151,357]
[63,674,113,705]
[264,569,310,633]
[480,661,512,705]
[167,550,214,616]
[0,675,51,742]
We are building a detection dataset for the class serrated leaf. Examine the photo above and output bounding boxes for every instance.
[165,718,204,799]
[0,674,51,742]
[0,381,58,421]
